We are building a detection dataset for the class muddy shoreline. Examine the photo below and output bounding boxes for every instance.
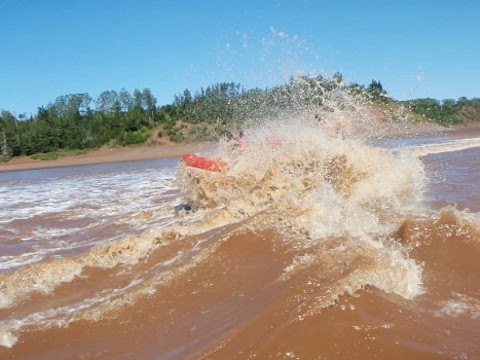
[0,142,213,173]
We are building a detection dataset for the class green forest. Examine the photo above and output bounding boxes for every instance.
[1,74,479,161]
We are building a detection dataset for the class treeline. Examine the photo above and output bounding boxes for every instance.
[1,74,478,160]
[171,74,389,123]
[173,74,346,122]
[1,89,162,158]
[402,97,480,125]
[0,74,353,160]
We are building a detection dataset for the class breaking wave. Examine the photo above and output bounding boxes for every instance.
[1,92,479,358]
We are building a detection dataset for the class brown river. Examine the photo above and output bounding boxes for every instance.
[0,118,479,359]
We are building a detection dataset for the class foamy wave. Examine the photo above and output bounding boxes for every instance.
[0,325,17,348]
[435,293,480,319]
[0,209,235,311]
[360,237,424,298]
[179,118,426,240]
[0,253,46,272]
[0,223,233,348]
[0,277,146,348]
[177,115,428,310]
[0,230,179,309]
[405,137,480,156]
[281,235,424,318]
[0,258,84,309]
[0,165,182,272]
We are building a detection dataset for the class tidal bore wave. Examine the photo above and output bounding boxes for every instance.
[0,114,479,359]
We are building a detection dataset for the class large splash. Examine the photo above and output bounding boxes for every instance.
[179,115,426,231]
[177,91,429,303]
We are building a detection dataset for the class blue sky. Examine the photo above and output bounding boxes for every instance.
[1,0,479,115]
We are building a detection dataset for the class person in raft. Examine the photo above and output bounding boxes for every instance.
[315,114,345,139]
[182,131,245,172]
[225,130,283,149]
[224,130,247,147]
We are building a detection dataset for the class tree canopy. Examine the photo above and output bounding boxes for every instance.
[1,76,478,161]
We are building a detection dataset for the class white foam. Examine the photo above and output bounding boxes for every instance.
[403,137,480,156]
[178,112,429,305]
[0,163,181,271]
[0,326,18,348]
[0,253,45,271]
[435,293,480,319]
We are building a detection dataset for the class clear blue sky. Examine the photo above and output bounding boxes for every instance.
[1,0,479,115]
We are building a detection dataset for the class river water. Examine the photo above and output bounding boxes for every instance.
[0,122,479,359]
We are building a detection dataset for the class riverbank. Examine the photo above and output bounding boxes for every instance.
[1,122,478,173]
[448,122,480,137]
[0,142,212,173]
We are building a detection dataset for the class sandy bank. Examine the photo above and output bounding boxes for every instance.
[0,142,213,173]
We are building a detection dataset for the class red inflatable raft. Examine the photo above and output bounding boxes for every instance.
[182,153,228,172]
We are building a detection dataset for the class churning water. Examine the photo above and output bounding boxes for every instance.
[0,115,479,359]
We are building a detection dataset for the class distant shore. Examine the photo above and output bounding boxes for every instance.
[1,123,479,173]
[448,122,480,138]
[0,142,213,173]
